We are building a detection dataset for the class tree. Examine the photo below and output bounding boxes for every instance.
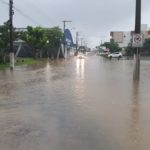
[126,42,134,56]
[18,26,63,58]
[102,39,121,53]
[46,27,63,48]
[45,27,63,58]
[20,26,48,58]
[0,21,11,63]
[143,38,150,51]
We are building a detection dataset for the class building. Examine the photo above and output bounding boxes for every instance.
[110,24,150,48]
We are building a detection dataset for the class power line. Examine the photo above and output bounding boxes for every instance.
[14,7,41,26]
[0,0,41,25]
[0,0,7,5]
[25,1,55,24]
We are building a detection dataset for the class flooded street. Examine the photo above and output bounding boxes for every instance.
[0,54,150,150]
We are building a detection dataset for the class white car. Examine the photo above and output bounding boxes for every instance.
[108,52,122,59]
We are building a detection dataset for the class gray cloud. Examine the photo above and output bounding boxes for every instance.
[0,0,150,47]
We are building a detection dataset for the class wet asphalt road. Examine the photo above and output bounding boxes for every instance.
[0,54,150,150]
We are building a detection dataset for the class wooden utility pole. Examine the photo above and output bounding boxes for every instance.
[133,0,141,80]
[9,0,14,69]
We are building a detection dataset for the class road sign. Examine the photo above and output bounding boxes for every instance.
[132,33,144,47]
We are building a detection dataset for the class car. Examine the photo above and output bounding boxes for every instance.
[108,52,122,59]
[98,52,109,56]
[77,53,85,59]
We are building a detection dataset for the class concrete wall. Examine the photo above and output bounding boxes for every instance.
[111,31,132,48]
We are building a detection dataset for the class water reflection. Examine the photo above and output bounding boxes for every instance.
[1,56,150,150]
[75,58,86,101]
[45,61,51,81]
[128,81,141,150]
[76,58,85,80]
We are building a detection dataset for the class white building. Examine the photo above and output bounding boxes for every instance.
[110,24,150,48]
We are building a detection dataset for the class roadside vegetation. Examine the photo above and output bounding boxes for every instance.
[15,58,42,66]
[0,63,9,70]
[97,38,150,57]
[18,26,63,58]
[0,58,43,70]
[0,20,63,69]
[101,39,121,53]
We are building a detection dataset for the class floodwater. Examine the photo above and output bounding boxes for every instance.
[0,54,150,150]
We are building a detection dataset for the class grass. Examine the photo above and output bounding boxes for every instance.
[0,63,9,70]
[15,58,40,66]
[0,58,43,70]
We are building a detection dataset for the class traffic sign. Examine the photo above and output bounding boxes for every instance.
[132,33,144,47]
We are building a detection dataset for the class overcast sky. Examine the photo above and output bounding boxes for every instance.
[1,0,150,48]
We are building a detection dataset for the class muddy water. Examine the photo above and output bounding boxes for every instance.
[0,55,150,150]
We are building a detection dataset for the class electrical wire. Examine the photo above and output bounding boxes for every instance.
[0,0,41,26]
[0,0,7,5]
[13,7,41,26]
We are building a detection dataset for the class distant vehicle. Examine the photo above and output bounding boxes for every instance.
[77,53,85,59]
[98,51,109,56]
[108,52,122,59]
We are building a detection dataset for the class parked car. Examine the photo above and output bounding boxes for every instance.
[108,52,122,59]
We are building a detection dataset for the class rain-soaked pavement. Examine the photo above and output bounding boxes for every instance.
[0,54,150,150]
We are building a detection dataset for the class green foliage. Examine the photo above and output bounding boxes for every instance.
[0,23,9,49]
[96,46,104,53]
[0,63,9,70]
[46,27,63,48]
[0,58,41,70]
[143,38,150,50]
[102,39,121,53]
[15,58,41,66]
[21,26,47,52]
[18,26,63,57]
[0,22,64,62]
[0,21,18,63]
[126,42,134,56]
[0,21,10,63]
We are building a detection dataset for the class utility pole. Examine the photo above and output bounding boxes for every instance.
[62,20,72,58]
[80,38,84,53]
[100,40,102,46]
[9,0,14,69]
[133,0,141,80]
[76,32,78,52]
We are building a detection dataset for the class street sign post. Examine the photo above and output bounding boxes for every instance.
[133,0,141,81]
[132,33,143,48]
